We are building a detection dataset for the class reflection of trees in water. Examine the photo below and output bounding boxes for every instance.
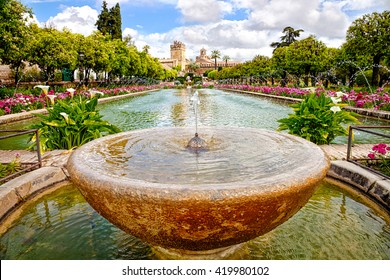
[0,184,153,259]
[117,111,159,130]
[171,102,186,126]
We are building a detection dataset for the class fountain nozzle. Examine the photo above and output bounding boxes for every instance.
[187,133,207,150]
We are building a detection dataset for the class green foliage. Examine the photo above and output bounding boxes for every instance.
[277,93,360,145]
[207,70,218,80]
[0,155,21,179]
[96,1,122,40]
[345,11,390,86]
[270,26,304,50]
[0,0,33,84]
[30,96,121,151]
[211,50,221,70]
[28,27,78,82]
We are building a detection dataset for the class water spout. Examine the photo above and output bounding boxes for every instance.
[187,91,207,149]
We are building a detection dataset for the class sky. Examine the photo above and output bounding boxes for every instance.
[21,0,390,62]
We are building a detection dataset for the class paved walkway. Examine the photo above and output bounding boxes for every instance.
[320,144,373,161]
[0,149,71,169]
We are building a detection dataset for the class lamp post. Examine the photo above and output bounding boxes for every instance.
[78,51,85,86]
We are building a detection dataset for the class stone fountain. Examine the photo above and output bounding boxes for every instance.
[67,124,330,258]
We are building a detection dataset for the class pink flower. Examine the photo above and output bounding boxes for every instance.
[368,153,375,159]
[4,107,11,114]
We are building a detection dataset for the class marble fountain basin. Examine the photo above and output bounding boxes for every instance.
[67,127,330,253]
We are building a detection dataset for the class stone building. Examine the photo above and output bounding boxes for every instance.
[159,41,187,73]
[195,47,240,71]
[159,41,242,76]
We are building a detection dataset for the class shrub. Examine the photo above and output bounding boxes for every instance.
[277,92,360,144]
[30,96,121,151]
[0,154,21,180]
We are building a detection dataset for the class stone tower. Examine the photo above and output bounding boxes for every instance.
[170,41,186,71]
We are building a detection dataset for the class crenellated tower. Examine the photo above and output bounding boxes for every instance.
[170,41,186,71]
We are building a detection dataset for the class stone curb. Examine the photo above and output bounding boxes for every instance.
[0,166,68,220]
[328,160,390,209]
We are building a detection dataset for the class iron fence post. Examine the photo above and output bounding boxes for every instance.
[346,126,353,162]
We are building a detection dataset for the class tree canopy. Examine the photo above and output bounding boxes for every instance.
[96,1,122,40]
[271,26,304,50]
[345,10,390,86]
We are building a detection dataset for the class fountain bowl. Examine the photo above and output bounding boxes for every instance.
[67,127,330,253]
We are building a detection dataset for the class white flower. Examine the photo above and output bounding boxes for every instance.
[60,112,69,123]
[330,106,341,113]
[34,85,50,95]
[89,90,104,98]
[47,94,56,105]
[336,91,346,98]
[66,88,76,98]
[330,96,342,104]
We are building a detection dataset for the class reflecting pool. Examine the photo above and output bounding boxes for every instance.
[0,88,389,149]
[1,181,389,260]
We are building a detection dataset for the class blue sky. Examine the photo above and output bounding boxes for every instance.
[21,0,390,61]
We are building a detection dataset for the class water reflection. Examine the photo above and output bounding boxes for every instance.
[2,89,390,149]
[0,181,389,260]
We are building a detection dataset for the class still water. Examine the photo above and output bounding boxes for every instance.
[0,88,389,149]
[0,181,389,260]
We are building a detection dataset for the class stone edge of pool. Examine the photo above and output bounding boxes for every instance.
[0,156,389,223]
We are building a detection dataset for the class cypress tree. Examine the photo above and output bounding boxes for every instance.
[96,1,122,40]
[96,1,110,35]
[109,3,122,40]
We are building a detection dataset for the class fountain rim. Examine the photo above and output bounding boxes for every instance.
[67,126,330,194]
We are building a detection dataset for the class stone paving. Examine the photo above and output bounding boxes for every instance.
[0,149,71,170]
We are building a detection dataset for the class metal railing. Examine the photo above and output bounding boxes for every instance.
[0,129,42,184]
[347,125,390,180]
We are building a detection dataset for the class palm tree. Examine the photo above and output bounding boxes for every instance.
[211,50,221,70]
[270,26,304,50]
[187,61,199,73]
[222,55,231,67]
[142,45,150,54]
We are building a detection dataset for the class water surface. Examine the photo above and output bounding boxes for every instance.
[1,181,389,260]
[1,88,388,149]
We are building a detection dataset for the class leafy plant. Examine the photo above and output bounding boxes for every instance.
[0,153,21,179]
[277,92,360,144]
[29,96,121,151]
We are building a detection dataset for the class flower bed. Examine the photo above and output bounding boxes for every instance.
[216,84,390,111]
[216,84,312,98]
[365,143,390,177]
[2,84,390,115]
[0,85,162,115]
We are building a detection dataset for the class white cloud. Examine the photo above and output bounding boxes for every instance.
[176,0,233,23]
[123,27,139,38]
[33,0,388,63]
[46,6,98,36]
[99,0,177,7]
[230,0,268,10]
[23,13,40,26]
[341,0,378,10]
